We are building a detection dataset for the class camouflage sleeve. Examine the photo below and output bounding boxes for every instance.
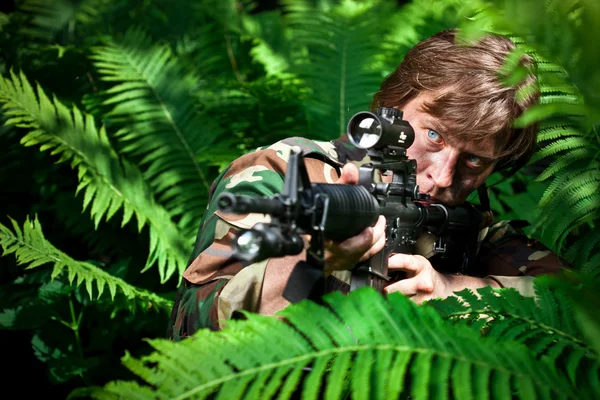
[476,220,569,295]
[168,139,343,338]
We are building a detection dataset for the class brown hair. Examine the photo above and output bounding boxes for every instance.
[372,29,540,174]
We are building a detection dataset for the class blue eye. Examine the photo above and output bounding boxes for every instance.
[467,155,482,165]
[427,129,441,141]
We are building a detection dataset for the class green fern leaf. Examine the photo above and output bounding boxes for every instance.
[91,27,225,236]
[174,19,233,78]
[242,9,294,78]
[0,216,172,312]
[580,253,600,280]
[544,188,600,246]
[429,279,599,389]
[533,136,588,159]
[565,233,600,266]
[515,102,586,128]
[83,288,584,399]
[281,0,392,139]
[18,0,110,41]
[535,151,589,181]
[0,70,189,282]
[538,170,599,221]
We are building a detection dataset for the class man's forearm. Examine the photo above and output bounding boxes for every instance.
[259,266,506,316]
[445,274,501,295]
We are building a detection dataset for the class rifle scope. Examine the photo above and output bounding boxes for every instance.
[347,107,415,150]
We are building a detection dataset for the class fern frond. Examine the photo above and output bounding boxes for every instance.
[0,70,188,282]
[0,216,172,312]
[580,252,600,280]
[536,167,600,245]
[242,8,295,78]
[91,27,225,235]
[281,0,393,139]
[539,168,599,208]
[565,233,600,272]
[83,288,585,400]
[516,102,587,128]
[18,0,110,41]
[536,125,582,142]
[382,0,480,69]
[550,196,600,248]
[535,150,589,181]
[429,281,599,390]
[533,136,588,159]
[174,20,233,78]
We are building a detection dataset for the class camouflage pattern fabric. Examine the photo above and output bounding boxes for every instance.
[167,136,567,339]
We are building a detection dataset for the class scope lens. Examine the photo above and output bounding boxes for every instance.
[349,116,381,149]
[235,230,263,259]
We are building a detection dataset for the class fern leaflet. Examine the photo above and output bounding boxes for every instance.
[0,216,172,311]
[428,280,600,391]
[0,70,188,282]
[76,288,585,400]
[18,0,110,41]
[281,0,392,139]
[478,0,600,270]
[91,27,225,237]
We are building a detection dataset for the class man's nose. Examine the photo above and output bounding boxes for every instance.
[428,153,457,189]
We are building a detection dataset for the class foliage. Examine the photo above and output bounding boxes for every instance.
[0,215,172,311]
[0,0,597,397]
[0,70,190,282]
[469,0,600,277]
[76,279,599,399]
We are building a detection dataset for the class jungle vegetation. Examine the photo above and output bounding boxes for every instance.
[0,0,598,398]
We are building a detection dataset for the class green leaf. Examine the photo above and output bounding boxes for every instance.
[0,216,173,312]
[0,70,189,283]
[83,288,582,399]
[91,27,225,237]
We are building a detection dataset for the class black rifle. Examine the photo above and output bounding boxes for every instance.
[217,107,483,302]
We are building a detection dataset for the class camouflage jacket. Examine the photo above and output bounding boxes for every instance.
[167,136,567,340]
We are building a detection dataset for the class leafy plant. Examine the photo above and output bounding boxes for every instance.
[0,216,172,310]
[75,279,599,399]
[0,70,190,282]
[467,0,600,273]
[0,0,598,396]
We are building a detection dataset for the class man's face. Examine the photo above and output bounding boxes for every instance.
[399,92,498,206]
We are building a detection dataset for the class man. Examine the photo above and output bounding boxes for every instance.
[168,29,565,339]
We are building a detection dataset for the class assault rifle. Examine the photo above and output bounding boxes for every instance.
[217,107,483,302]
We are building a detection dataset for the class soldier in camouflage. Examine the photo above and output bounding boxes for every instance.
[168,29,567,340]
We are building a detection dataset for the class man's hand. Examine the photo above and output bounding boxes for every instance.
[383,254,452,303]
[323,163,386,274]
[384,253,501,303]
[323,215,386,273]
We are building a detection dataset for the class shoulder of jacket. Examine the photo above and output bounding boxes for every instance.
[253,136,344,166]
[211,136,369,199]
